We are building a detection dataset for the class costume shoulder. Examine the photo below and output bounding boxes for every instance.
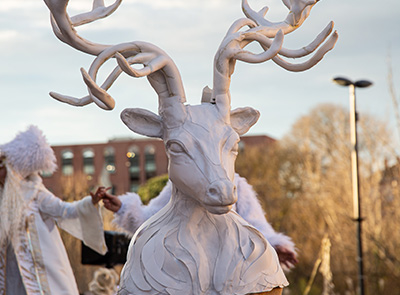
[113,192,145,235]
[113,181,173,235]
[21,172,51,203]
[234,174,296,251]
[234,174,266,221]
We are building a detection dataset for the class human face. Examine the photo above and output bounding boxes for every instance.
[0,156,7,187]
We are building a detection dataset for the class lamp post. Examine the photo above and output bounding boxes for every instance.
[332,76,373,295]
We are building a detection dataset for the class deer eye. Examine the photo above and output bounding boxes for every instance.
[167,142,185,154]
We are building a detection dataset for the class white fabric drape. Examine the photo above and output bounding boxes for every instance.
[0,173,107,295]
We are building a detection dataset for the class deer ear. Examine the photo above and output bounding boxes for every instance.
[230,107,260,135]
[121,108,163,138]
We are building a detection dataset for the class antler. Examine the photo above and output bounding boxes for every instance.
[212,0,338,107]
[44,0,186,111]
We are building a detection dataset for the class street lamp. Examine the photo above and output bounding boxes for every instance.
[332,76,373,295]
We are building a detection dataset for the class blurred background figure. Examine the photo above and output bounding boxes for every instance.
[84,268,119,295]
[0,125,107,295]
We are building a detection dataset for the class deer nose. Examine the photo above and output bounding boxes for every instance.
[206,180,237,206]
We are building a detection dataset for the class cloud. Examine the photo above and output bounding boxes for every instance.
[2,0,400,145]
[0,1,41,12]
[0,30,18,42]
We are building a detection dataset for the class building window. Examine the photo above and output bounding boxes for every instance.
[238,141,245,153]
[145,145,157,180]
[61,149,74,175]
[104,146,116,173]
[127,145,140,192]
[83,148,95,175]
[40,171,53,178]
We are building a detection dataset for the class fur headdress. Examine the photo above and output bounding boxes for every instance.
[0,125,57,177]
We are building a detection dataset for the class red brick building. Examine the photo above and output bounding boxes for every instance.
[42,135,275,196]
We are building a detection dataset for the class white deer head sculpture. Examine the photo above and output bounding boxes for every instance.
[44,0,338,294]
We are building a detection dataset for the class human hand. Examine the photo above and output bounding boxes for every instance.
[102,192,122,213]
[274,245,299,269]
[90,186,112,205]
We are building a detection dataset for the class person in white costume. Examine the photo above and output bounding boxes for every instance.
[98,174,298,270]
[0,125,107,295]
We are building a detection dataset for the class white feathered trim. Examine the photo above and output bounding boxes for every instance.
[112,193,146,237]
[112,181,174,236]
[0,125,57,177]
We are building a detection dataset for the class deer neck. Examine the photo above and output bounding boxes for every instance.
[168,184,209,219]
[125,182,287,295]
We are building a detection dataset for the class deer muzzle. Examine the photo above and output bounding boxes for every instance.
[203,179,237,214]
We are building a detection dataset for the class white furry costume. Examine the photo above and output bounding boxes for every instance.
[113,174,296,265]
[0,126,107,295]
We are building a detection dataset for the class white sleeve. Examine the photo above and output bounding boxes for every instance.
[113,181,172,236]
[36,188,79,219]
[37,187,107,255]
[234,174,296,254]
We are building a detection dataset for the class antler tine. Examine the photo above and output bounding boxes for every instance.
[225,18,257,36]
[226,2,334,60]
[212,22,285,114]
[81,68,116,110]
[242,0,317,37]
[71,0,122,27]
[115,52,168,79]
[277,21,334,58]
[241,0,338,70]
[116,44,185,100]
[44,0,121,109]
[44,0,121,55]
[75,42,186,111]
[212,0,337,105]
[271,30,338,72]
[226,18,333,61]
[234,30,284,64]
[244,20,334,61]
[49,59,124,110]
[49,92,93,107]
[44,0,186,111]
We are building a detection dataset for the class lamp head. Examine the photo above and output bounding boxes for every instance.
[354,80,373,88]
[332,77,373,89]
[332,77,353,86]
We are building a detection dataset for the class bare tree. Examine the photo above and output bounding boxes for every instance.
[237,103,400,294]
[387,52,400,145]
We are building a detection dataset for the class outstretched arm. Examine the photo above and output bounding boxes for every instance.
[106,181,173,236]
[35,177,107,255]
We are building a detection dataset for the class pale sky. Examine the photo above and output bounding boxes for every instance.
[1,0,400,145]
